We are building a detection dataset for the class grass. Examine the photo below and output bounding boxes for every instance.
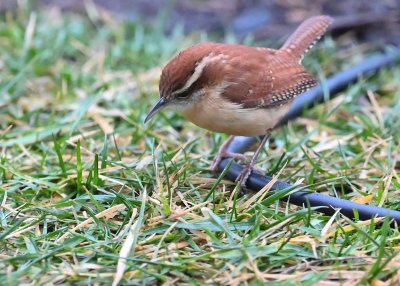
[1,5,400,285]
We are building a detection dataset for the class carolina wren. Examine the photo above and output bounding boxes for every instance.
[145,15,333,187]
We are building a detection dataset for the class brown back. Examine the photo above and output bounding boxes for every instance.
[220,15,333,108]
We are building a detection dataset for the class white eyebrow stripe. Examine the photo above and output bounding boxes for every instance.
[172,53,225,95]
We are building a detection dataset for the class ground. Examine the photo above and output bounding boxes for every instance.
[1,4,400,286]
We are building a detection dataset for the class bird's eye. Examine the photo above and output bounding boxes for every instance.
[175,90,190,99]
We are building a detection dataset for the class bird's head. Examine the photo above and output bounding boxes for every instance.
[144,43,224,123]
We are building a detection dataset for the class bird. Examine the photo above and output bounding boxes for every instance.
[144,15,334,188]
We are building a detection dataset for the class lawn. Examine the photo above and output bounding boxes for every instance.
[1,6,400,286]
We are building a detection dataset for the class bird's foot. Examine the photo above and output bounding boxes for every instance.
[235,162,264,189]
[211,151,248,172]
[211,135,249,172]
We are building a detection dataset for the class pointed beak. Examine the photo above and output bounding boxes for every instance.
[144,97,166,123]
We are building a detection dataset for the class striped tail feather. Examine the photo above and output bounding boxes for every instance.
[279,15,334,62]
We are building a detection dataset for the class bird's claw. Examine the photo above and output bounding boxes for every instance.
[236,165,252,189]
[211,151,248,172]
[235,164,264,189]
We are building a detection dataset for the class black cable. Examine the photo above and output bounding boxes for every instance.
[218,51,400,224]
[219,159,400,223]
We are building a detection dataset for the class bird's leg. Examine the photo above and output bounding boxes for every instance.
[236,129,272,189]
[211,135,249,172]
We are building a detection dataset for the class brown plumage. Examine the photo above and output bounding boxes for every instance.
[146,15,333,136]
[145,15,333,186]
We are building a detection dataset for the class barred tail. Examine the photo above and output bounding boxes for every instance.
[279,15,333,62]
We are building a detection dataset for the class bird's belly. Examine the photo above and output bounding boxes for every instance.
[179,93,291,136]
